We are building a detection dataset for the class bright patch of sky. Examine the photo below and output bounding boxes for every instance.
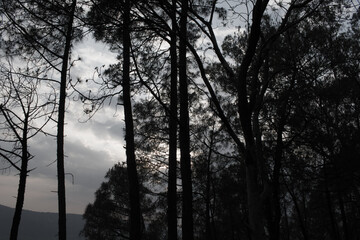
[0,35,122,214]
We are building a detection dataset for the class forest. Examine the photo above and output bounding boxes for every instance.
[0,0,360,240]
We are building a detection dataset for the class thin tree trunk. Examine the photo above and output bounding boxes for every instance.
[286,183,309,240]
[269,74,294,240]
[210,176,218,240]
[324,175,340,240]
[57,1,76,239]
[179,0,193,239]
[122,0,142,239]
[167,0,178,238]
[206,129,215,240]
[338,191,350,240]
[283,204,290,240]
[269,126,284,240]
[10,114,29,240]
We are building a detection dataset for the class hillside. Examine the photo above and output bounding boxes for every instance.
[0,204,85,240]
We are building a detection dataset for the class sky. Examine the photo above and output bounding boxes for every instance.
[0,36,123,214]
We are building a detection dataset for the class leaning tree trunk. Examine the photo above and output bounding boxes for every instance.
[122,0,142,239]
[57,1,76,239]
[167,0,178,238]
[179,0,194,239]
[10,113,29,240]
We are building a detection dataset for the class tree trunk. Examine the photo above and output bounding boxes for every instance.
[286,184,309,240]
[269,128,283,240]
[205,130,215,240]
[179,0,194,239]
[245,161,265,240]
[324,171,340,240]
[236,1,268,239]
[338,191,350,240]
[10,114,29,240]
[122,0,142,239]
[269,76,293,240]
[167,0,178,238]
[57,1,76,239]
[210,176,218,240]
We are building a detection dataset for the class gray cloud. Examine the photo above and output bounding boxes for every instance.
[0,32,128,215]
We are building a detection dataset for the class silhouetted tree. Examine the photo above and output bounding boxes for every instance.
[167,0,178,239]
[1,1,81,238]
[81,163,165,240]
[186,1,340,239]
[122,0,143,239]
[0,62,55,240]
[85,1,147,238]
[178,0,194,239]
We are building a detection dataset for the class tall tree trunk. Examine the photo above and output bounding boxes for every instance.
[245,162,265,240]
[338,191,350,240]
[205,129,215,240]
[283,205,290,240]
[286,183,309,240]
[167,0,178,238]
[267,121,285,240]
[179,0,193,239]
[10,114,29,240]
[122,0,142,239]
[210,176,218,240]
[324,169,340,240]
[269,73,294,240]
[236,1,268,239]
[57,1,76,239]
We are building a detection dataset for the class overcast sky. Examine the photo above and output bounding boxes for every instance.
[0,36,123,214]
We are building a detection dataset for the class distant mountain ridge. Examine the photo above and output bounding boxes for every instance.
[0,204,85,240]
